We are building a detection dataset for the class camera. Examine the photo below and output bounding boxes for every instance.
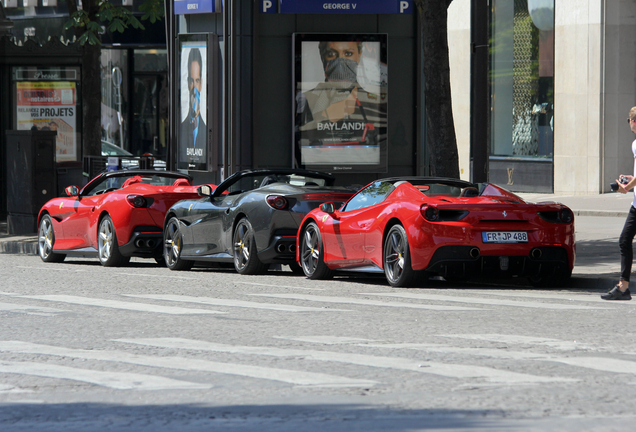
[610,175,629,192]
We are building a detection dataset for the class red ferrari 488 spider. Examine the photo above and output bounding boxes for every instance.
[37,170,203,266]
[297,177,575,287]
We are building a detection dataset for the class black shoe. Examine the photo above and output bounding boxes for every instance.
[601,286,632,300]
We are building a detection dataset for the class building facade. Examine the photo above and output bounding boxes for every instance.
[450,0,636,195]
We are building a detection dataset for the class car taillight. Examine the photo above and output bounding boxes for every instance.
[266,195,288,210]
[558,208,574,223]
[126,195,147,208]
[420,204,439,221]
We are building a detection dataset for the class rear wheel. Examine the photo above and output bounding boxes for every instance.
[38,215,65,263]
[98,215,129,267]
[163,217,193,271]
[383,224,416,287]
[300,222,333,279]
[233,218,268,275]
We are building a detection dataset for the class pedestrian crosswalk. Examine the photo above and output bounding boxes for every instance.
[0,285,633,396]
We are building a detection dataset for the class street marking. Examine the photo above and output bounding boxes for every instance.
[0,360,210,390]
[438,334,588,351]
[0,341,376,388]
[362,342,636,374]
[13,266,196,280]
[363,292,602,310]
[275,336,379,345]
[118,338,575,384]
[248,294,482,311]
[17,295,226,315]
[235,281,325,291]
[0,301,67,316]
[122,294,351,312]
[472,290,632,304]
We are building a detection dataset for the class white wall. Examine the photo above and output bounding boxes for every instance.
[554,0,636,194]
[448,0,472,182]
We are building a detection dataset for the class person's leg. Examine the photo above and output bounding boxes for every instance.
[619,206,636,290]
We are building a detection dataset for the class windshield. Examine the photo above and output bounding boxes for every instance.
[82,173,189,196]
[219,172,329,196]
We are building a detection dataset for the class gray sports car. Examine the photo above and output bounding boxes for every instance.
[163,169,357,274]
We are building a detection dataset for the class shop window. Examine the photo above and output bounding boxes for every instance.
[490,0,554,159]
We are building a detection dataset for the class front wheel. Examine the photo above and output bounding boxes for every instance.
[383,224,416,287]
[163,217,193,271]
[233,218,268,275]
[38,215,65,263]
[300,222,333,279]
[98,215,129,267]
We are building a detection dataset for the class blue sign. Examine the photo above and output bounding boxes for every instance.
[279,0,412,14]
[260,0,278,13]
[175,0,215,15]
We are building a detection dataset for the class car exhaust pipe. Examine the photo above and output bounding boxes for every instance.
[276,244,286,253]
[147,239,155,248]
[289,244,296,253]
[531,248,542,259]
[469,248,480,259]
[135,239,144,248]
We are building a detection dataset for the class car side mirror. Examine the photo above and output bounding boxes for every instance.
[197,185,213,197]
[65,185,79,197]
[320,202,335,213]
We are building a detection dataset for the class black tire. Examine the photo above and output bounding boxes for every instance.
[233,218,268,275]
[37,215,65,263]
[300,222,333,279]
[528,267,572,288]
[163,217,194,271]
[98,215,130,267]
[154,256,167,267]
[383,224,416,287]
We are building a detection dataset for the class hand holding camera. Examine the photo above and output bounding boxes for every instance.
[611,175,632,192]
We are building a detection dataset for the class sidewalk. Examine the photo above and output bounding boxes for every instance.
[1,192,632,290]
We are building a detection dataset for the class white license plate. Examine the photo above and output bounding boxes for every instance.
[482,231,528,243]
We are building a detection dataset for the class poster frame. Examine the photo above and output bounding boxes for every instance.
[11,66,82,163]
[292,33,388,174]
[177,33,219,172]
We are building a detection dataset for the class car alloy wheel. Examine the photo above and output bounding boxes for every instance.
[38,215,65,263]
[383,224,415,287]
[233,218,267,275]
[163,217,193,271]
[300,222,333,279]
[98,215,129,267]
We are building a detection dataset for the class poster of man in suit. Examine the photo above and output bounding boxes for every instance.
[178,41,208,170]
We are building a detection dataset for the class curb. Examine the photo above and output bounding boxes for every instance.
[0,238,37,255]
[576,210,628,218]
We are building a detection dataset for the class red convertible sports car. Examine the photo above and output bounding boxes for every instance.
[37,170,203,266]
[297,177,575,287]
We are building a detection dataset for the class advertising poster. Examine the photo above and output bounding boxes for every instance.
[15,81,77,161]
[294,33,388,173]
[178,37,208,171]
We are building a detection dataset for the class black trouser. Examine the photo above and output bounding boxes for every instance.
[619,206,636,281]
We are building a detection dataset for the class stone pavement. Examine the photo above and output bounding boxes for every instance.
[1,191,633,290]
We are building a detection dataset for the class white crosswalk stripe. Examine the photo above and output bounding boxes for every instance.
[0,360,211,390]
[0,341,376,388]
[122,294,352,312]
[362,292,604,310]
[117,337,576,384]
[15,295,226,315]
[248,293,482,311]
[0,301,67,316]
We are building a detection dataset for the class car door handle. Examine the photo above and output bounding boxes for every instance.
[91,207,96,212]
[225,208,230,215]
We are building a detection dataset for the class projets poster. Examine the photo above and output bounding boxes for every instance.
[16,81,77,161]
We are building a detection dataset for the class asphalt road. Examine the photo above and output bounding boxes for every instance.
[0,223,635,432]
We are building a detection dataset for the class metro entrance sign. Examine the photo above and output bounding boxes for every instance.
[260,0,413,14]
